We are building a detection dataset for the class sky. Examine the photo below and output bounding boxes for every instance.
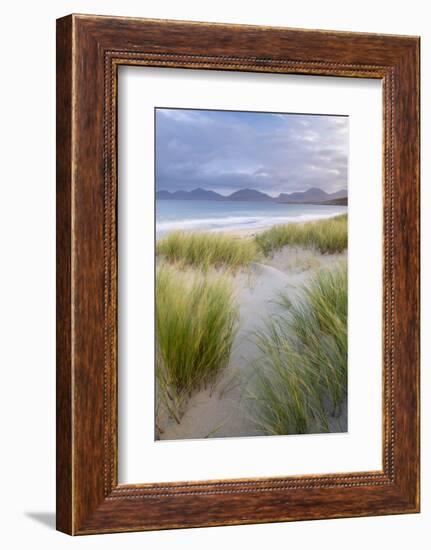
[155,108,348,197]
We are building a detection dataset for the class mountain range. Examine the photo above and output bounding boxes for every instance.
[156,187,347,204]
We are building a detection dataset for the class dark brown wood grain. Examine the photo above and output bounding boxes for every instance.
[56,14,420,535]
[56,15,73,535]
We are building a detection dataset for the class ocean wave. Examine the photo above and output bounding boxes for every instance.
[156,211,345,235]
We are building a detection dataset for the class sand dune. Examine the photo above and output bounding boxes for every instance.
[159,246,347,441]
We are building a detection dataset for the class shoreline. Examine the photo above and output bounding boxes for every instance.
[156,210,347,240]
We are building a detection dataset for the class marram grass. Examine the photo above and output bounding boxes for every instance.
[156,264,238,422]
[251,262,347,435]
[255,214,347,256]
[156,230,258,271]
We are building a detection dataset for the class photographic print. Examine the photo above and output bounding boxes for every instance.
[155,107,348,441]
[57,16,420,533]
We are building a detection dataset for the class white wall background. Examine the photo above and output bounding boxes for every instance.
[0,1,427,548]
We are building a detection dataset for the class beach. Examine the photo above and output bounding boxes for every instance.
[156,199,347,238]
[156,222,348,440]
[154,107,349,440]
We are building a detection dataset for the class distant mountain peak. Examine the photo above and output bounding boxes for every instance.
[276,187,347,203]
[155,186,347,203]
[228,188,273,201]
[156,188,224,201]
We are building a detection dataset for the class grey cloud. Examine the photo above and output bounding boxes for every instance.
[155,109,348,196]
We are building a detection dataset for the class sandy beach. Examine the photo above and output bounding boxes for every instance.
[157,240,347,440]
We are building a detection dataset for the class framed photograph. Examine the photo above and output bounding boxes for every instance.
[56,14,420,535]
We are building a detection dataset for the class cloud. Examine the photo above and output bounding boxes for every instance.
[155,108,348,196]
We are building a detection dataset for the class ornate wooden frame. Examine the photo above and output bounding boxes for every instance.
[56,14,420,535]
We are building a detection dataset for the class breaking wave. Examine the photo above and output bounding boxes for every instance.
[156,211,344,236]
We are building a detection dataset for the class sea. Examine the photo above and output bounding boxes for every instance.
[156,200,347,238]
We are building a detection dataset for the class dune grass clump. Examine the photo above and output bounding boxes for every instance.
[251,262,347,435]
[255,214,347,256]
[156,264,239,422]
[156,231,258,271]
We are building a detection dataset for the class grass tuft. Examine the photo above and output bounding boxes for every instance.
[251,262,347,435]
[156,264,239,423]
[156,231,258,271]
[255,214,347,256]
